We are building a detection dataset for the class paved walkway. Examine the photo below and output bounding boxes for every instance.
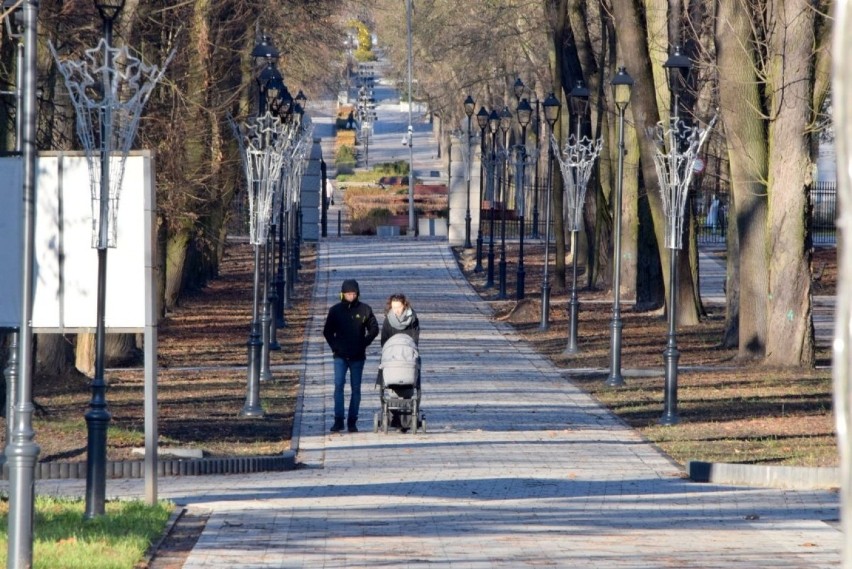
[30,237,841,568]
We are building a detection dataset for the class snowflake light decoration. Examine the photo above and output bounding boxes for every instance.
[50,39,172,248]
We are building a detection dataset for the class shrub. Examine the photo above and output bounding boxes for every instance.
[336,161,356,175]
[335,145,356,175]
[372,160,410,176]
[336,145,356,162]
[349,207,393,235]
[354,48,377,62]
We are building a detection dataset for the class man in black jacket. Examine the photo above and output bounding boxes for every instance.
[323,279,379,432]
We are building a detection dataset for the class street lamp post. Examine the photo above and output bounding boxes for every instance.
[463,95,475,248]
[530,93,542,240]
[606,67,634,388]
[262,86,289,365]
[254,42,286,385]
[513,78,543,241]
[83,0,125,520]
[655,46,703,425]
[651,48,715,424]
[49,0,170,519]
[515,98,532,300]
[268,87,294,352]
[239,36,286,416]
[551,81,602,355]
[485,109,500,288]
[513,77,525,101]
[497,106,512,300]
[566,81,591,354]
[7,0,39,563]
[540,93,561,329]
[474,106,489,272]
[274,91,299,331]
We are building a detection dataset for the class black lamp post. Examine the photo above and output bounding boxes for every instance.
[515,97,532,300]
[463,95,475,248]
[497,106,512,300]
[293,98,305,277]
[606,67,634,388]
[513,77,542,241]
[259,48,287,384]
[540,93,560,330]
[274,88,295,332]
[513,77,525,101]
[530,92,542,240]
[474,106,489,272]
[660,46,693,426]
[242,35,281,418]
[251,35,281,114]
[277,87,295,318]
[264,79,286,359]
[84,0,126,520]
[486,109,500,288]
[565,80,590,355]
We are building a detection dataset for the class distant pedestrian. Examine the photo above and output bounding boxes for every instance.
[346,111,355,130]
[706,195,720,230]
[323,279,379,433]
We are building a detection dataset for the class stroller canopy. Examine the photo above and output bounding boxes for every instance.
[380,333,420,369]
[379,334,420,386]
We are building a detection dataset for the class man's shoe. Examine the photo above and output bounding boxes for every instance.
[330,418,345,432]
[347,418,358,433]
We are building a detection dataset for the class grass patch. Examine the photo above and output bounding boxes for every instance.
[336,171,386,184]
[0,496,173,569]
[336,161,412,184]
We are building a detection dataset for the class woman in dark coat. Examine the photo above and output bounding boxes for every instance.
[381,293,420,346]
[378,294,421,429]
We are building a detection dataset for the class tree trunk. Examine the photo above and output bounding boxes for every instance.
[621,111,640,300]
[36,334,74,378]
[612,0,667,310]
[764,0,816,366]
[105,334,139,366]
[722,186,740,349]
[549,0,569,289]
[716,0,769,359]
[164,229,192,311]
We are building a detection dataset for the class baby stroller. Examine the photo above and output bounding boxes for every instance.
[373,334,425,434]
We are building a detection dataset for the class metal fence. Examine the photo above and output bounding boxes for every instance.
[810,181,837,245]
[477,212,552,241]
[478,178,839,247]
[692,181,837,246]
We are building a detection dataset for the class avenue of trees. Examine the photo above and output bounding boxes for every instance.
[0,0,834,379]
[373,0,832,368]
[0,0,352,378]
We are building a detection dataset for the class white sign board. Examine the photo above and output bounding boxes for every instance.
[0,151,154,331]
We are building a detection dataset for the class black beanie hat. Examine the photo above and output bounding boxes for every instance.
[341,279,360,294]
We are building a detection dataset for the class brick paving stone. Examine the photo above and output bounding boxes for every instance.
[6,238,842,568]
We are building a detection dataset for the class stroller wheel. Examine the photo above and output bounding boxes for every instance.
[373,412,380,433]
